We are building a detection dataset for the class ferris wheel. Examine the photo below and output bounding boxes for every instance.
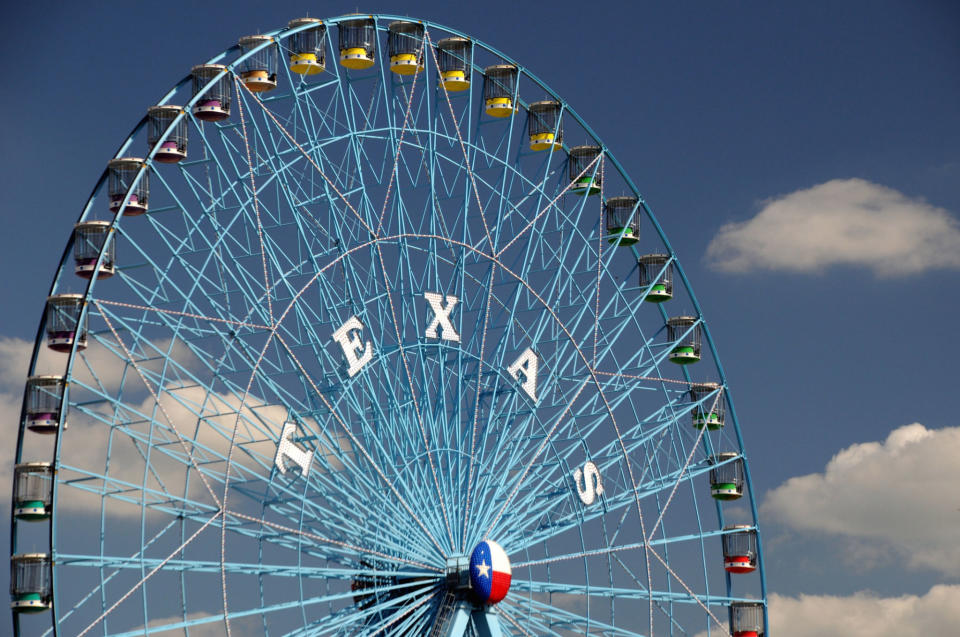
[10,14,768,636]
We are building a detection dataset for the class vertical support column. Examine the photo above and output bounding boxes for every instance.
[472,606,504,637]
[442,600,472,637]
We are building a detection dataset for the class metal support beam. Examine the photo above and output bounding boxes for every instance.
[473,605,504,637]
[442,600,472,637]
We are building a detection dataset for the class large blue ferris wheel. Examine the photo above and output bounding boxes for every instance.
[10,14,768,636]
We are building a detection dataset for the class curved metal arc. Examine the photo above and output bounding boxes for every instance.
[25,13,765,634]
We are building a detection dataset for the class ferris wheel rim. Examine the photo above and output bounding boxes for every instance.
[11,12,767,636]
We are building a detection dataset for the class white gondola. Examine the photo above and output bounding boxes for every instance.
[388,21,424,75]
[690,381,724,429]
[666,315,701,364]
[45,294,87,353]
[287,18,326,75]
[437,37,471,92]
[709,453,744,500]
[568,145,601,195]
[483,64,517,117]
[10,554,52,613]
[107,158,148,216]
[24,375,66,434]
[527,100,563,151]
[730,601,765,637]
[147,105,187,163]
[191,64,231,121]
[73,221,115,279]
[637,254,673,302]
[722,525,759,574]
[238,35,278,92]
[13,462,53,521]
[339,17,376,70]
[605,196,640,246]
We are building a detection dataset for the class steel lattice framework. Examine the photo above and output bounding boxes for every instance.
[11,14,767,636]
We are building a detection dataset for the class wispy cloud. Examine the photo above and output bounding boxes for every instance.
[694,585,960,637]
[705,179,960,276]
[767,585,960,637]
[763,423,960,575]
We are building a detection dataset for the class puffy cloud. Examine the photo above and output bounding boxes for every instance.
[705,179,960,276]
[0,337,36,387]
[692,586,960,637]
[768,585,960,637]
[763,423,960,575]
[0,338,47,502]
[0,334,326,518]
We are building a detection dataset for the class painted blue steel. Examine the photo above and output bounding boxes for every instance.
[10,12,766,636]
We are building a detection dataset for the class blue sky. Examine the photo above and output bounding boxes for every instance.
[2,1,959,634]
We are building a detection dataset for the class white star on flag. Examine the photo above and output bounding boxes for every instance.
[476,560,491,578]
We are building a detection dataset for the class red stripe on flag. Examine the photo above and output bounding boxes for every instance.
[488,571,511,603]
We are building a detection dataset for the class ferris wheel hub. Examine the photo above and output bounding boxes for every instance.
[469,540,511,604]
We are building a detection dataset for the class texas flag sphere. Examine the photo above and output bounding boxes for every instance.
[469,540,512,604]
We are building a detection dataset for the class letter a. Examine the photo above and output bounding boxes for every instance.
[275,422,313,477]
[423,292,460,342]
[507,348,538,402]
[332,315,373,377]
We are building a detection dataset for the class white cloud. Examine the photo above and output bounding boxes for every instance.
[0,335,301,518]
[0,337,36,387]
[705,179,960,276]
[0,338,47,504]
[763,423,960,575]
[692,586,960,637]
[767,585,960,637]
[146,611,263,637]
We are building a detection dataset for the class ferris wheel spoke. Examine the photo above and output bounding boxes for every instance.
[514,530,732,629]
[426,34,495,252]
[369,239,457,549]
[92,298,270,332]
[94,579,436,637]
[288,581,437,636]
[58,553,433,581]
[292,447,445,564]
[90,303,226,507]
[504,441,704,557]
[261,457,437,562]
[223,508,441,571]
[115,203,276,334]
[259,261,409,457]
[186,120,289,305]
[332,586,437,636]
[459,277,610,539]
[481,377,591,538]
[215,368,442,560]
[494,155,597,261]
[503,595,646,637]
[58,464,218,519]
[504,455,716,554]
[289,77,345,144]
[461,257,498,547]
[509,577,737,608]
[373,593,437,637]
[262,496,433,563]
[460,251,592,536]
[43,517,181,633]
[245,87,376,237]
[69,338,415,547]
[72,509,222,637]
[374,45,424,236]
[270,331,448,558]
[65,370,279,485]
